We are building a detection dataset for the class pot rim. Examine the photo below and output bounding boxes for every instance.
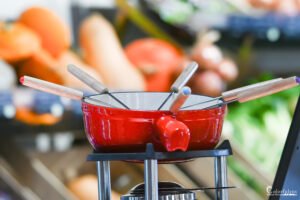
[82,91,226,114]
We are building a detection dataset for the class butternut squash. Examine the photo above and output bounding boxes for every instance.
[79,14,145,91]
[56,50,104,90]
[17,48,63,84]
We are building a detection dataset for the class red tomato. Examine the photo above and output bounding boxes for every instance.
[125,38,184,92]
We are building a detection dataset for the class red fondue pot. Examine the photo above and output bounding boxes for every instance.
[82,92,226,153]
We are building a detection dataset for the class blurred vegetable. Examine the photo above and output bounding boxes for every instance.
[150,0,194,25]
[188,31,238,95]
[0,60,16,90]
[17,49,63,84]
[248,0,300,16]
[276,0,299,16]
[248,0,277,10]
[0,22,40,62]
[56,50,103,89]
[216,59,238,82]
[68,175,99,200]
[191,43,223,70]
[15,107,61,125]
[79,14,145,91]
[192,70,224,96]
[18,7,71,57]
[125,38,183,91]
[68,175,120,200]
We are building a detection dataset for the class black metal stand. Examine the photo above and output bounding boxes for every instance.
[87,140,233,200]
[270,93,300,200]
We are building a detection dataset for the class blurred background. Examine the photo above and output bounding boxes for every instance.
[0,0,300,199]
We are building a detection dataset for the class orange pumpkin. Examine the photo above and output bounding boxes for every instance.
[0,22,41,62]
[18,7,71,57]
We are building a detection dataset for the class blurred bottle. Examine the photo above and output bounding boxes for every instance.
[33,91,64,117]
[0,91,15,119]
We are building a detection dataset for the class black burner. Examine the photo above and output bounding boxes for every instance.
[121,182,196,200]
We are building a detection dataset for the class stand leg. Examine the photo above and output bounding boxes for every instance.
[96,161,111,200]
[144,159,158,200]
[214,156,228,200]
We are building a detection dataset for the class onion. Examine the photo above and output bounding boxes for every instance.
[191,44,223,70]
[216,59,238,82]
[192,71,224,97]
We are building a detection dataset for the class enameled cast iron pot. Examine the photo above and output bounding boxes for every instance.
[82,92,226,153]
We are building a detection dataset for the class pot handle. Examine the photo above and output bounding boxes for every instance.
[156,116,190,152]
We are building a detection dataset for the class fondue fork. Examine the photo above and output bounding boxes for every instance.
[191,76,300,110]
[169,86,191,113]
[182,77,283,109]
[157,61,198,110]
[67,64,130,109]
[236,76,300,102]
[20,76,83,100]
[20,76,115,107]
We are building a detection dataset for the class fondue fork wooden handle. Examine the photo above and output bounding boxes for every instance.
[171,61,198,92]
[67,64,130,109]
[181,77,283,109]
[20,76,83,100]
[222,77,283,101]
[237,76,300,103]
[169,87,191,113]
[158,62,198,110]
